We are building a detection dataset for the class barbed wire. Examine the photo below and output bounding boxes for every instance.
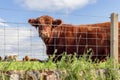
[0,21,112,27]
[0,7,110,18]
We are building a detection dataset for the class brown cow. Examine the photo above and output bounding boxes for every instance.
[28,15,120,62]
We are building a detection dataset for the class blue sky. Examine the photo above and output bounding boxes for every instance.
[0,0,120,24]
[0,0,120,60]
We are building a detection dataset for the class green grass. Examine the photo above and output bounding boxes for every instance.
[0,53,120,80]
[0,61,56,71]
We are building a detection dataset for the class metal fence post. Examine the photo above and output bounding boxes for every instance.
[110,13,118,64]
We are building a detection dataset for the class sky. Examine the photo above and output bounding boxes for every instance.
[0,0,120,24]
[0,0,120,60]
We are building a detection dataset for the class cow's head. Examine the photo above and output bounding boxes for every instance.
[28,15,62,40]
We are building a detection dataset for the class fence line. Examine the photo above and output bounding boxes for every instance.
[0,13,119,63]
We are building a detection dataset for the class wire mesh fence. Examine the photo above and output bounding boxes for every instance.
[0,22,110,60]
[0,22,48,60]
[0,14,119,62]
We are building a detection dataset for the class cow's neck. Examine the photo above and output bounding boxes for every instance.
[45,28,60,44]
[42,31,53,44]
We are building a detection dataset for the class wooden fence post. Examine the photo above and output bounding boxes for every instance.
[110,13,118,64]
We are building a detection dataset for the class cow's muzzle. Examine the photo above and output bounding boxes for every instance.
[39,32,50,40]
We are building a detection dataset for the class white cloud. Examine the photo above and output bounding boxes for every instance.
[15,0,97,12]
[0,19,48,60]
[0,19,9,27]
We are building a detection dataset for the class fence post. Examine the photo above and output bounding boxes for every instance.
[110,13,118,64]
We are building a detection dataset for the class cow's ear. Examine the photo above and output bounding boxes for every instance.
[28,19,38,29]
[52,19,62,27]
